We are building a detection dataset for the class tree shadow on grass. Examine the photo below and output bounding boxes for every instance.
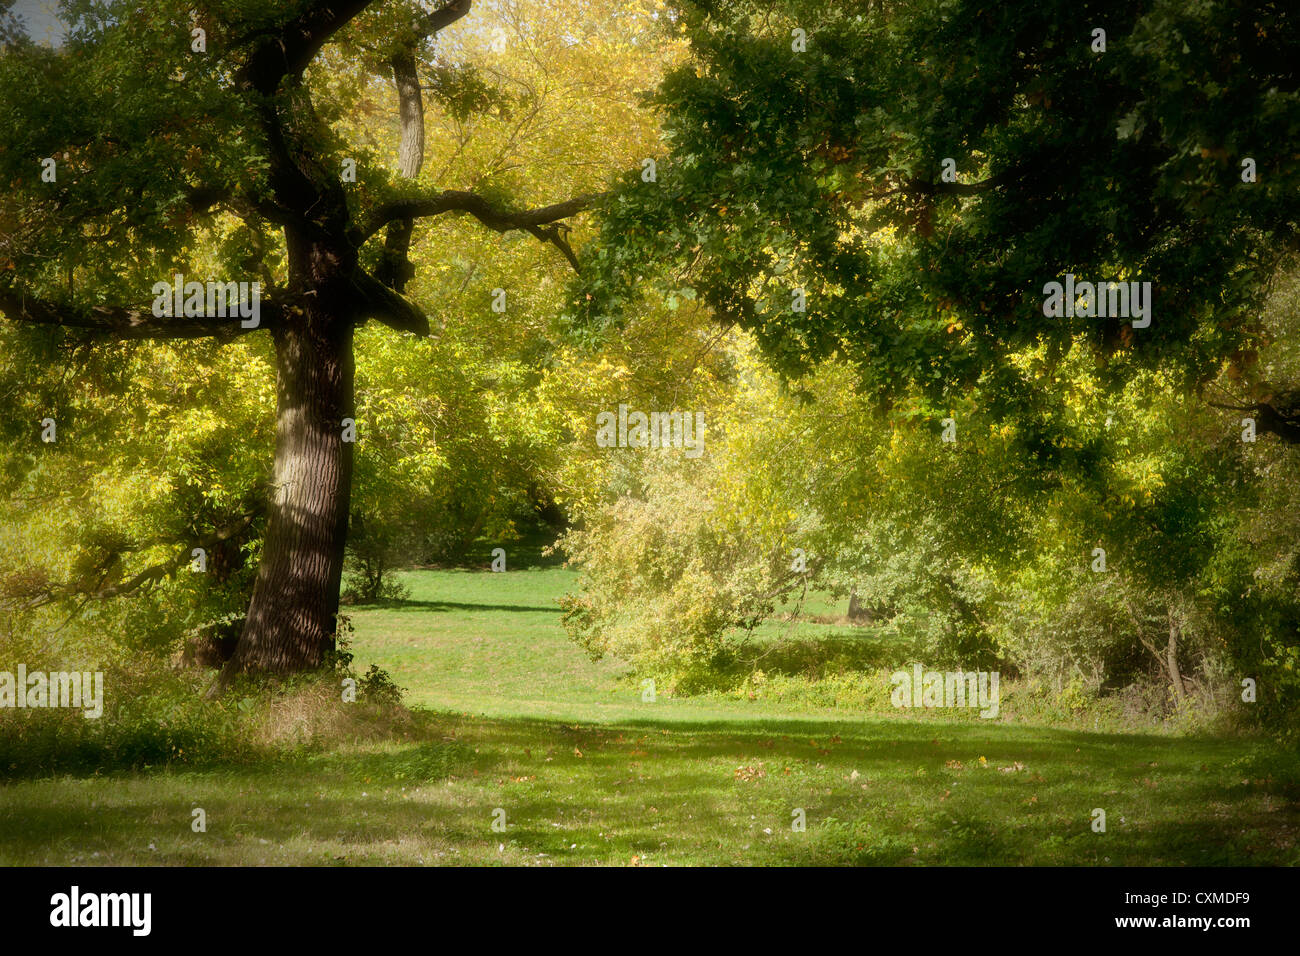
[352,598,563,614]
[1,709,1295,866]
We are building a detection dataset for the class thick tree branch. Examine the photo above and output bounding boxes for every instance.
[901,145,1074,199]
[353,269,431,336]
[360,190,601,249]
[905,170,1014,197]
[236,2,379,231]
[421,0,473,36]
[525,222,582,273]
[375,49,426,291]
[239,0,377,96]
[0,287,283,341]
[374,1,475,292]
[1209,399,1300,443]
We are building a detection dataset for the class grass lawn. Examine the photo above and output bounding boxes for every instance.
[2,559,1297,866]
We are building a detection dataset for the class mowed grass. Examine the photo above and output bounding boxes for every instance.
[1,561,1297,866]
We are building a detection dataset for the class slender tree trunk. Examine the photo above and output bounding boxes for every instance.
[847,585,866,622]
[217,277,356,685]
[375,48,424,292]
[1166,607,1186,702]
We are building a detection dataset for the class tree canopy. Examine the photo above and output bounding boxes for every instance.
[577,0,1300,444]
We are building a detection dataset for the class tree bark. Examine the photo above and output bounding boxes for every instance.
[1166,607,1187,702]
[375,48,425,293]
[847,585,867,622]
[217,254,356,685]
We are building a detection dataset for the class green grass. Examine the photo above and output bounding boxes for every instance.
[2,563,1297,866]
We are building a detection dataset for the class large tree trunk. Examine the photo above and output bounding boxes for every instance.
[207,2,471,688]
[217,282,356,685]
